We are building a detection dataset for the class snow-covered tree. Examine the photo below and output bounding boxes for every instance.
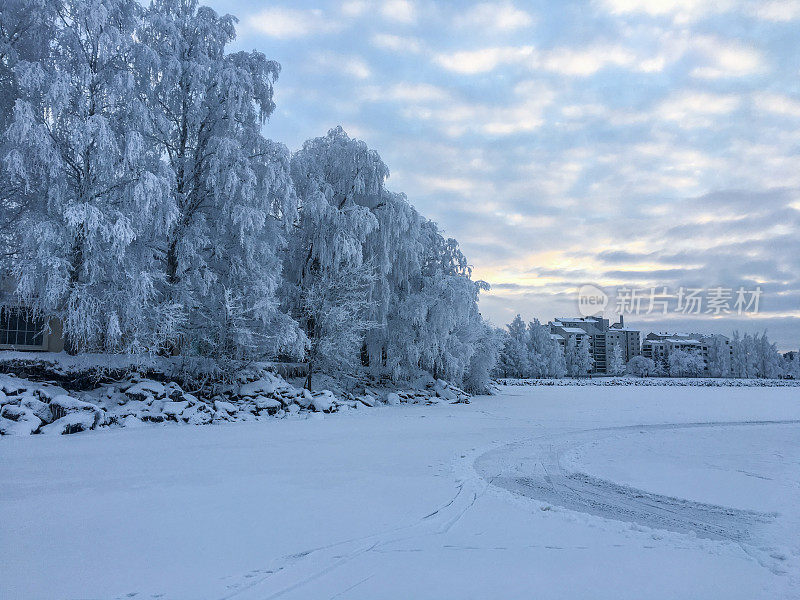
[497,314,529,377]
[140,0,300,360]
[409,224,486,384]
[4,0,178,352]
[626,355,656,377]
[706,336,731,378]
[526,319,551,377]
[548,341,567,378]
[565,335,592,377]
[785,351,800,379]
[754,332,782,379]
[607,342,625,375]
[668,349,705,377]
[284,128,383,385]
[1,2,496,385]
[0,0,55,258]
[576,336,593,376]
[299,261,378,390]
[729,331,783,379]
[463,320,502,394]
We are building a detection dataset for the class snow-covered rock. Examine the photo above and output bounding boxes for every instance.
[49,394,102,424]
[0,413,41,435]
[162,400,189,417]
[309,391,335,413]
[125,380,167,399]
[0,368,474,435]
[181,405,212,426]
[356,395,376,407]
[253,396,282,414]
[20,397,52,423]
[213,399,237,415]
[41,412,96,435]
[239,376,280,398]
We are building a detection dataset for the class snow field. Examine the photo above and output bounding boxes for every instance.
[1,384,799,599]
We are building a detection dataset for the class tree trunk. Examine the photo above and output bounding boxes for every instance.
[304,362,313,390]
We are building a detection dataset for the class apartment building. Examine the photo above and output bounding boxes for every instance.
[549,315,641,374]
[642,332,732,374]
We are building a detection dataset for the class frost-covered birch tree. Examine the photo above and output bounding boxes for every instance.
[285,127,382,386]
[285,127,491,388]
[4,0,177,352]
[140,0,300,360]
[0,0,55,259]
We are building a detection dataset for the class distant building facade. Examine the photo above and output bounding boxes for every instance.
[549,315,641,375]
[642,332,732,375]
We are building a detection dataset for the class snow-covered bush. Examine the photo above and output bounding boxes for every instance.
[668,349,706,378]
[626,355,657,377]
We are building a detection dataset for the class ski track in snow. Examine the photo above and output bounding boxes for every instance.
[215,419,799,599]
[215,476,487,600]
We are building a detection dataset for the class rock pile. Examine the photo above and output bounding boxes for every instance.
[0,371,470,436]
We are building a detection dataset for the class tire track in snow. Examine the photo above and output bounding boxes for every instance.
[474,419,800,574]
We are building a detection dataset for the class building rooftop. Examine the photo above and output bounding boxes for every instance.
[561,327,589,334]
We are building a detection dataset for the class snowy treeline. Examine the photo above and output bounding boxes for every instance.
[644,332,789,379]
[493,315,797,380]
[495,315,571,378]
[0,0,495,391]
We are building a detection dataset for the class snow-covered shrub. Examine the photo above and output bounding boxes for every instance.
[626,356,657,377]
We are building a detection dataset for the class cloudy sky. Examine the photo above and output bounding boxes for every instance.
[207,0,799,349]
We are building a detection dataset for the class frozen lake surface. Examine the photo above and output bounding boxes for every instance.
[2,385,799,599]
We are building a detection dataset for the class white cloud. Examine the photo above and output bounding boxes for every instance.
[382,0,416,23]
[341,1,369,17]
[597,0,734,24]
[753,92,800,117]
[414,175,481,194]
[310,52,371,79]
[402,80,555,137]
[752,0,800,22]
[457,2,535,31]
[540,45,638,76]
[655,91,741,126]
[371,33,423,53]
[435,44,662,76]
[690,37,765,79]
[360,83,450,103]
[247,8,339,39]
[434,46,534,74]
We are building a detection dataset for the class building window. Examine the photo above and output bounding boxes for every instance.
[0,308,46,349]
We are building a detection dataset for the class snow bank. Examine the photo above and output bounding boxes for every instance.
[0,369,470,436]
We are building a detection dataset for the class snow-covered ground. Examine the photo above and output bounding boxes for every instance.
[2,385,799,599]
